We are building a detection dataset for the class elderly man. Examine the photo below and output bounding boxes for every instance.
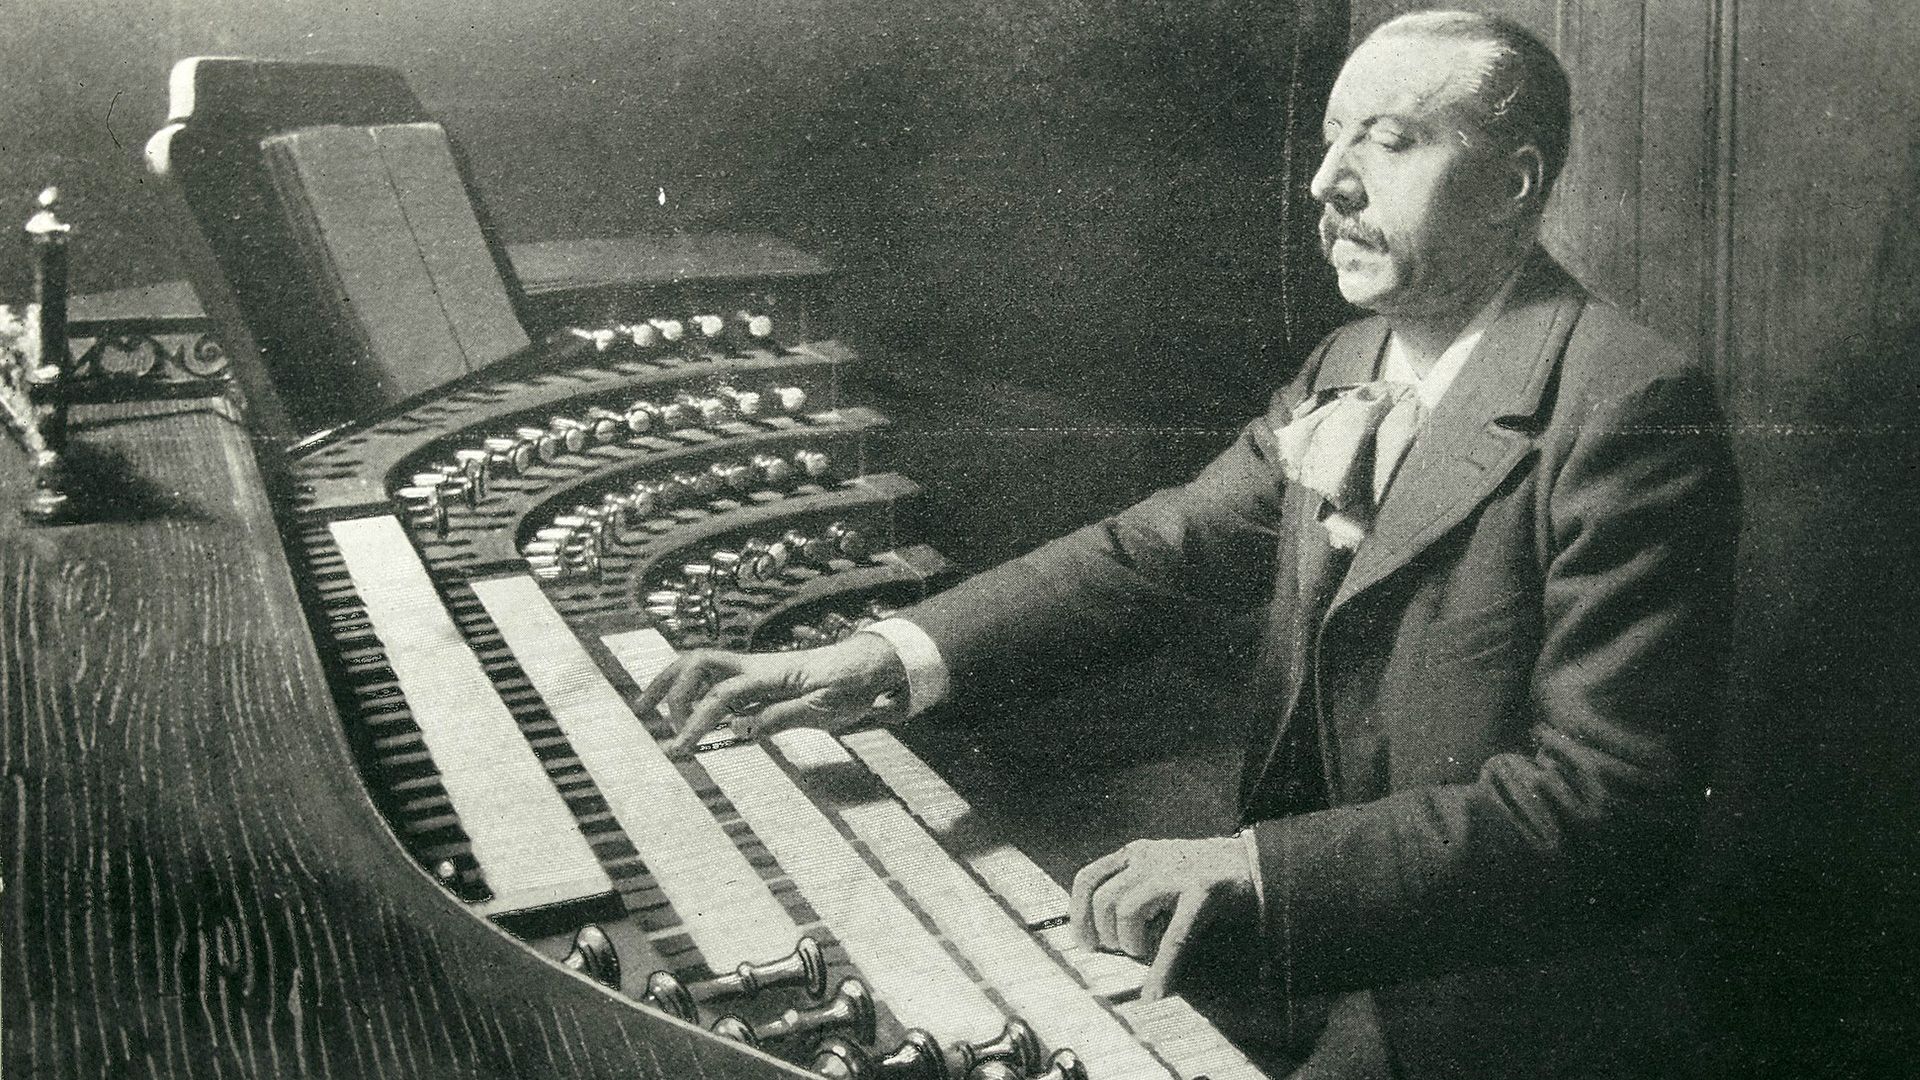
[642,11,1738,1078]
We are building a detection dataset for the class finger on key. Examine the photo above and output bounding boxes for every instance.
[1069,848,1129,950]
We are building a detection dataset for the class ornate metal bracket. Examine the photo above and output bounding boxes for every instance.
[2,188,232,524]
[62,319,231,396]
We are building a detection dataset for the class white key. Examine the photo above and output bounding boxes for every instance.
[840,729,1070,924]
[1117,995,1269,1080]
[474,579,798,968]
[779,730,1171,1080]
[698,743,1009,1042]
[602,631,1007,1041]
[329,516,609,916]
[840,728,1148,999]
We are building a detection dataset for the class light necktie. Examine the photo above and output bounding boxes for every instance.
[1274,381,1424,550]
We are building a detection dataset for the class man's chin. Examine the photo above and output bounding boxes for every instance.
[1334,269,1398,311]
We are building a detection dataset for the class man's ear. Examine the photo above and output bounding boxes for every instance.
[1498,145,1547,217]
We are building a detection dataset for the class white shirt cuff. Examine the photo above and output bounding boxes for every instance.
[858,618,951,717]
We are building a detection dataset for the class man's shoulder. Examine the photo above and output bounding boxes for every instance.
[1546,286,1730,459]
[1560,289,1709,397]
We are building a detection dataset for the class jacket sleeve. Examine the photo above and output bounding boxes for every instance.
[1249,370,1740,990]
[898,377,1314,695]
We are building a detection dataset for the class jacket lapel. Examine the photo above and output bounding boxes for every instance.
[1311,317,1393,391]
[1326,254,1584,616]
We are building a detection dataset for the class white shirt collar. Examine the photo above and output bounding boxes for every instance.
[1382,266,1523,411]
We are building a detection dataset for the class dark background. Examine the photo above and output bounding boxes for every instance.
[1,0,1345,429]
[3,0,1916,1074]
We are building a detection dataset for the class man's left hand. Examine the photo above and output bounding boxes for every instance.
[1069,836,1256,1000]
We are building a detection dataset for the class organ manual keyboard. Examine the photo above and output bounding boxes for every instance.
[279,312,1269,1079]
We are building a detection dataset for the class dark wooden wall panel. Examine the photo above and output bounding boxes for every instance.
[1710,1,1920,1072]
[1548,0,1646,309]
[1635,0,1716,352]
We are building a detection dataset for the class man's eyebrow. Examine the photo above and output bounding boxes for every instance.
[1368,113,1421,131]
[1324,115,1412,141]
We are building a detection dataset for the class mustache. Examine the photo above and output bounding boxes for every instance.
[1318,212,1387,256]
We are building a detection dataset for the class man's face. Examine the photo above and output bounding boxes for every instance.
[1312,33,1524,318]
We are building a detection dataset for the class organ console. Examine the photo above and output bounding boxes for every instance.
[3,54,1281,1080]
[254,280,1268,1079]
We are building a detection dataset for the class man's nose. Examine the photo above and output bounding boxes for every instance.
[1309,142,1364,211]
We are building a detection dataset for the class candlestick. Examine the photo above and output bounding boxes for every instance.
[20,186,73,524]
[25,187,70,452]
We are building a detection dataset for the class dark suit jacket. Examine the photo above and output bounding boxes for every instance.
[901,252,1741,1078]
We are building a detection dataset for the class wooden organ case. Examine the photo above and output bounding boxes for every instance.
[0,59,1274,1080]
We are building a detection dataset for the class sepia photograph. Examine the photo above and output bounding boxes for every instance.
[1,1,1914,1077]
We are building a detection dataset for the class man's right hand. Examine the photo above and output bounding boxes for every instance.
[636,633,910,758]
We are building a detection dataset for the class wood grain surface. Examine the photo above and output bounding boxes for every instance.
[0,395,808,1078]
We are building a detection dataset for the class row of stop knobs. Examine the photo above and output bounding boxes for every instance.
[568,310,776,353]
[563,929,1087,1080]
[520,452,841,581]
[644,521,873,631]
[395,381,810,532]
[775,598,901,650]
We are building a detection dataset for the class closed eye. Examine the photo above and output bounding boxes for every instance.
[1369,128,1412,151]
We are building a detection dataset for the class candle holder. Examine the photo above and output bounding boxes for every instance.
[0,188,75,524]
[3,187,238,524]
